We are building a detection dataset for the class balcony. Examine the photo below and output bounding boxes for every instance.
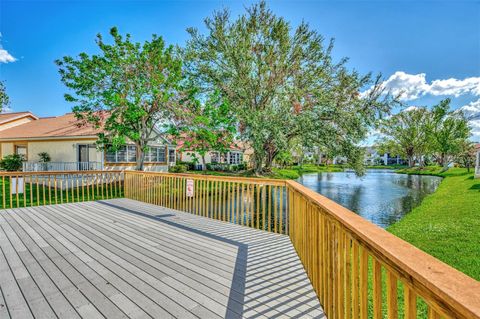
[0,170,479,318]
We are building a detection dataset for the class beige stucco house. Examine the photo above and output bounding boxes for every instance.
[0,111,175,171]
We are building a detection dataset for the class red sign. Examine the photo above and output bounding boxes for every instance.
[186,179,194,197]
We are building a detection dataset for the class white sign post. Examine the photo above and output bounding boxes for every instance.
[11,177,25,195]
[186,179,194,197]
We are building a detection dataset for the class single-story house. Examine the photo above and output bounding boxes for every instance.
[0,111,175,172]
[176,140,252,169]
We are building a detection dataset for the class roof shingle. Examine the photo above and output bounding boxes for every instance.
[0,113,100,140]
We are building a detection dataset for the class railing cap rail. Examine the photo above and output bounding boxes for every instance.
[125,170,287,186]
[0,170,123,176]
[286,179,480,318]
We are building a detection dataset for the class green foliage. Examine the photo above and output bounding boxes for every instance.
[184,1,397,174]
[0,80,9,112]
[272,169,300,179]
[429,99,471,168]
[56,27,183,170]
[206,163,246,172]
[168,164,187,173]
[38,152,51,163]
[388,168,480,280]
[275,151,293,168]
[379,99,471,169]
[177,161,196,171]
[455,141,476,172]
[378,106,430,167]
[169,91,236,170]
[0,154,24,171]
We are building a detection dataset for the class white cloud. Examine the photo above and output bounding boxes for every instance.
[403,105,419,112]
[459,99,480,119]
[0,34,16,63]
[459,99,480,141]
[362,71,480,101]
[429,77,480,97]
[0,48,16,63]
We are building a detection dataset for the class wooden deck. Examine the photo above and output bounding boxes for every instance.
[0,198,324,319]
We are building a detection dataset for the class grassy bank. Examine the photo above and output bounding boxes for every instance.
[270,164,343,179]
[185,164,344,179]
[388,167,480,280]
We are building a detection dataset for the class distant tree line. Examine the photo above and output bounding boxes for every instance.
[377,99,474,170]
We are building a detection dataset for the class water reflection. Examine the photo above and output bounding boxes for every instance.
[297,169,442,228]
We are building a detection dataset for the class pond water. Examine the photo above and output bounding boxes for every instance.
[297,169,442,228]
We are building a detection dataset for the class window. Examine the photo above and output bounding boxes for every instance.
[106,145,167,163]
[146,147,167,162]
[168,149,176,163]
[228,152,242,164]
[211,152,220,163]
[15,145,27,160]
[127,145,136,162]
[158,148,166,162]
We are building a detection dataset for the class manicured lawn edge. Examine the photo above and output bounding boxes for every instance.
[388,167,480,280]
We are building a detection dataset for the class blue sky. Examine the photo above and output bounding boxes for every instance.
[1,0,479,139]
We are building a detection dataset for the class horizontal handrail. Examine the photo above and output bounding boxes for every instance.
[124,171,289,234]
[125,170,287,186]
[286,179,480,319]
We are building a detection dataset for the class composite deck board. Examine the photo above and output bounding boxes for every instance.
[0,198,325,318]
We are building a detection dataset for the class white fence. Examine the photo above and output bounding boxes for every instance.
[23,161,102,172]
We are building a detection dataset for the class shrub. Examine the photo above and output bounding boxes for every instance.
[168,164,187,173]
[204,162,247,172]
[274,169,300,179]
[38,152,51,162]
[237,163,247,171]
[177,161,195,171]
[0,154,24,171]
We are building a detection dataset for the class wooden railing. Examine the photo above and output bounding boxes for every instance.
[286,180,480,319]
[0,170,123,209]
[124,171,480,319]
[124,170,288,233]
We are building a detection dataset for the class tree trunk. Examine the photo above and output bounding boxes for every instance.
[201,154,207,171]
[437,153,446,167]
[408,156,414,168]
[135,143,145,171]
[317,152,322,165]
[261,141,277,173]
[253,152,264,175]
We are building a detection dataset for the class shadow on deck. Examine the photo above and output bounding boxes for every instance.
[0,198,324,318]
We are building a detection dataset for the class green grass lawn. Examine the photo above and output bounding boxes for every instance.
[0,177,123,209]
[388,167,480,280]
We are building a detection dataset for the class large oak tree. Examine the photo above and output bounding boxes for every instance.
[184,1,396,174]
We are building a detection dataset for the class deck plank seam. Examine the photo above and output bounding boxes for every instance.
[34,204,227,319]
[14,207,145,319]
